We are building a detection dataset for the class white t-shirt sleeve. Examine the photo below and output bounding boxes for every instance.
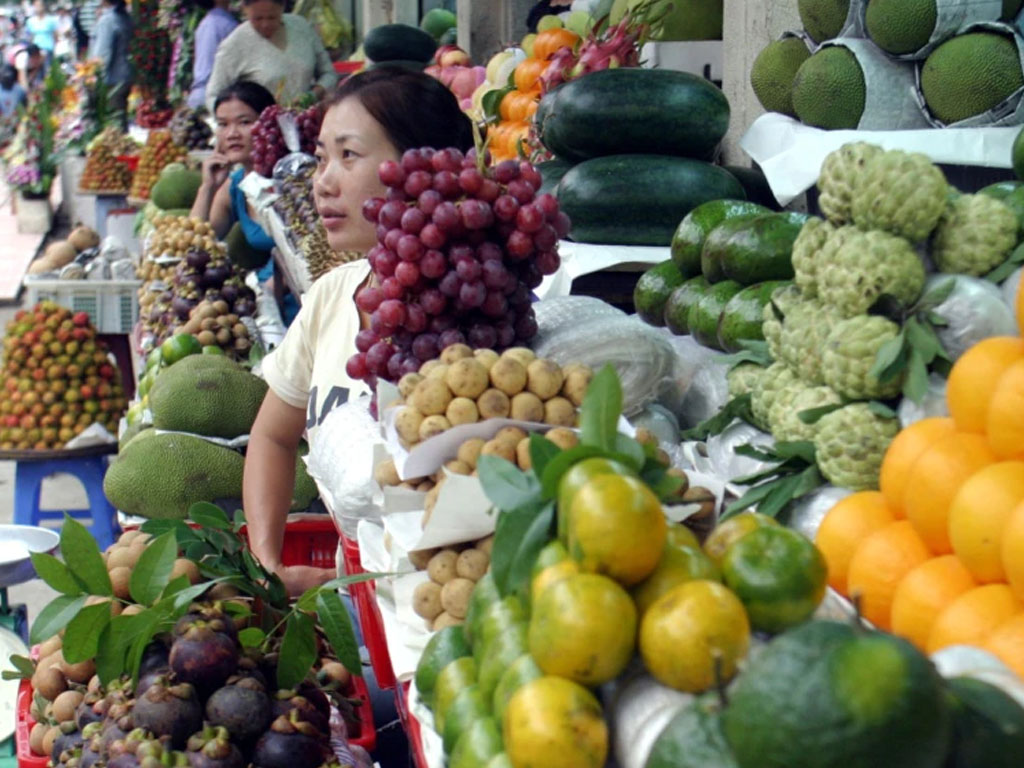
[262,293,316,410]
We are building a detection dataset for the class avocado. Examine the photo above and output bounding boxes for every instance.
[720,212,807,286]
[149,355,268,439]
[634,260,686,327]
[689,280,742,350]
[700,214,764,282]
[717,281,789,353]
[672,200,770,278]
[664,276,711,335]
[978,181,1023,201]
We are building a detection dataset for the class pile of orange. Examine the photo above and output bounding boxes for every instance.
[489,27,579,161]
[817,284,1024,678]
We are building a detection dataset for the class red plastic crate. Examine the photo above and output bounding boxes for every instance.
[402,682,430,768]
[273,517,339,569]
[16,679,49,768]
[341,533,397,690]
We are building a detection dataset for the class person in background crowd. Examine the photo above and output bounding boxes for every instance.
[187,0,238,110]
[25,0,57,59]
[11,43,44,90]
[0,64,27,116]
[89,0,132,120]
[76,0,99,39]
[70,3,87,58]
[204,0,337,112]
[53,5,73,60]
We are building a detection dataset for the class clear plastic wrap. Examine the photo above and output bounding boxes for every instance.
[272,151,316,186]
[672,340,732,428]
[629,404,681,445]
[1003,267,1022,329]
[99,235,129,264]
[531,295,625,342]
[704,421,776,484]
[929,274,1017,360]
[898,373,950,426]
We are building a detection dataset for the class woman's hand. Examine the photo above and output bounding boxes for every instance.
[202,151,232,190]
[276,564,337,596]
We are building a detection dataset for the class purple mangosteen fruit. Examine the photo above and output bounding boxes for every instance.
[169,623,238,695]
[185,726,244,768]
[52,723,85,764]
[173,605,238,644]
[271,690,328,734]
[185,250,211,270]
[132,677,203,750]
[204,677,272,744]
[251,711,329,768]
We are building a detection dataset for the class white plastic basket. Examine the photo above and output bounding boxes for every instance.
[22,277,143,334]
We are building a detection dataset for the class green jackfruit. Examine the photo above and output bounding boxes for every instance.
[751,38,812,116]
[150,168,202,211]
[797,0,850,43]
[104,432,245,519]
[921,32,1024,124]
[226,222,272,271]
[864,0,937,55]
[293,442,319,510]
[792,46,866,129]
[149,355,268,438]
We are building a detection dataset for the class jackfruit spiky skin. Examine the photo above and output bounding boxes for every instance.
[770,384,842,443]
[762,284,802,361]
[103,432,246,519]
[791,218,833,298]
[727,362,767,400]
[822,315,903,400]
[817,229,926,317]
[751,362,798,429]
[864,0,937,55]
[851,150,948,242]
[751,38,812,116]
[814,403,900,490]
[150,168,202,211]
[932,193,1019,276]
[792,47,866,130]
[818,143,885,226]
[921,32,1024,124]
[779,299,841,384]
[797,0,851,43]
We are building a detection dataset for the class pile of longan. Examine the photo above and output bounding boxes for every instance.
[144,216,223,261]
[410,536,493,631]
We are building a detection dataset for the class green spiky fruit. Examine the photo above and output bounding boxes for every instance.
[797,0,851,43]
[921,32,1024,125]
[817,142,885,226]
[864,0,937,55]
[770,385,842,443]
[751,362,798,429]
[814,403,900,490]
[791,217,833,298]
[762,284,802,361]
[851,150,948,242]
[778,299,841,384]
[792,46,866,130]
[751,38,812,116]
[931,193,1019,276]
[727,363,767,399]
[822,315,903,400]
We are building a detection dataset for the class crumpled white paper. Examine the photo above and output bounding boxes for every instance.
[64,422,118,449]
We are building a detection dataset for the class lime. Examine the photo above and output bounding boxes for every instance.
[145,348,162,370]
[537,14,563,30]
[201,345,225,355]
[450,718,503,768]
[473,596,526,664]
[632,542,721,616]
[478,627,528,703]
[721,525,827,634]
[160,333,202,366]
[492,654,542,726]
[667,524,701,550]
[433,656,477,734]
[464,572,500,646]
[415,625,470,708]
[442,685,489,754]
[703,512,779,566]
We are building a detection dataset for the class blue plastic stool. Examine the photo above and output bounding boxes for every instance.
[13,453,120,551]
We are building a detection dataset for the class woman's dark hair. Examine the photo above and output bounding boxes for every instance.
[242,0,286,6]
[214,80,276,116]
[328,67,474,154]
[103,0,127,12]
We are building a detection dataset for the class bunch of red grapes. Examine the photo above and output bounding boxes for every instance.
[251,105,323,177]
[345,147,570,386]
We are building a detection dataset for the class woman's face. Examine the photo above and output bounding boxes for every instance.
[214,98,260,166]
[314,97,398,253]
[246,0,283,39]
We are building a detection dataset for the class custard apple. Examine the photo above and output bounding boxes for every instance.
[762,284,802,361]
[822,315,903,400]
[813,403,900,490]
[751,362,798,430]
[770,385,843,443]
[932,193,1018,277]
[851,150,948,242]
[817,142,884,226]
[791,217,833,298]
[778,299,841,384]
[817,229,926,317]
[727,363,766,399]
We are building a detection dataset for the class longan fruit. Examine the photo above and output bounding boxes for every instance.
[443,459,472,476]
[502,347,536,367]
[30,722,48,755]
[457,549,489,582]
[476,535,495,556]
[412,581,443,620]
[457,438,486,469]
[433,612,462,631]
[510,392,544,422]
[481,439,515,464]
[477,388,511,419]
[545,427,579,450]
[38,635,62,658]
[109,566,132,600]
[398,372,424,399]
[474,348,499,370]
[374,458,401,487]
[32,665,67,701]
[516,437,532,471]
[410,378,453,416]
[118,529,141,546]
[440,578,475,619]
[495,426,528,447]
[562,364,594,407]
[106,546,138,570]
[446,397,479,426]
[489,357,527,396]
[395,407,425,444]
[427,549,459,584]
[42,726,61,757]
[543,397,576,427]
[419,414,451,441]
[61,658,95,684]
[170,558,201,585]
[419,359,445,376]
[426,363,451,381]
[446,358,490,399]
[440,343,474,364]
[415,479,435,492]
[408,549,436,570]
[526,359,564,400]
[52,690,83,723]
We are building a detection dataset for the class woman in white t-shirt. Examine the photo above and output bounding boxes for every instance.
[243,67,474,595]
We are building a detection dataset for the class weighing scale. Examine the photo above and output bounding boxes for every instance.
[0,525,61,768]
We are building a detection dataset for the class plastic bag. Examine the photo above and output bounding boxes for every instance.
[929,274,1017,359]
[272,151,316,185]
[898,373,950,426]
[704,421,775,485]
[629,404,681,445]
[782,485,851,541]
[660,334,729,424]
[99,236,129,263]
[1003,267,1022,326]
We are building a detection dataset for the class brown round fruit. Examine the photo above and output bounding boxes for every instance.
[170,558,201,585]
[109,566,132,600]
[52,690,83,723]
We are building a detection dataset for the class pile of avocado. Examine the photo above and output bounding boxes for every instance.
[634,199,808,352]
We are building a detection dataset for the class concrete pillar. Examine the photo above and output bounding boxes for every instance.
[721,0,802,165]
[360,0,392,30]
[458,0,534,62]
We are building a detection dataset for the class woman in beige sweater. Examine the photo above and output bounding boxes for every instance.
[204,0,337,111]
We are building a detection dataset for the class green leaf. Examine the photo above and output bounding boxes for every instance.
[139,519,180,537]
[4,654,34,680]
[185,542,211,562]
[579,364,622,453]
[318,571,386,592]
[797,403,843,425]
[129,530,178,606]
[915,277,957,313]
[613,434,646,472]
[870,333,907,383]
[985,244,1024,283]
[277,612,318,690]
[505,502,556,598]
[772,441,817,464]
[315,591,362,678]
[680,394,754,441]
[722,481,776,519]
[30,594,88,644]
[490,502,547,596]
[160,575,191,600]
[238,627,266,648]
[482,84,514,124]
[904,317,942,364]
[645,469,687,501]
[538,444,607,499]
[95,613,145,684]
[59,514,112,596]
[172,580,220,611]
[722,341,773,369]
[188,502,232,530]
[925,311,949,327]
[29,552,83,595]
[528,433,561,480]
[903,347,930,404]
[733,443,781,463]
[62,602,113,663]
[477,454,541,512]
[868,401,899,420]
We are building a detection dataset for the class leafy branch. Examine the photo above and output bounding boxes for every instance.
[723,441,823,520]
[985,242,1024,284]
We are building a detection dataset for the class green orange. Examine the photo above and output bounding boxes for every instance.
[703,512,779,567]
[159,333,202,365]
[556,457,635,542]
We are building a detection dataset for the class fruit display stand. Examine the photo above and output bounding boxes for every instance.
[21,278,143,336]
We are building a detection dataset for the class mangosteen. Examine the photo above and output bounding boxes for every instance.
[52,722,85,764]
[59,746,84,768]
[132,677,203,750]
[172,296,197,320]
[107,727,154,765]
[173,605,237,644]
[203,289,222,303]
[202,266,230,288]
[251,712,329,768]
[108,754,141,768]
[185,726,244,768]
[103,698,134,739]
[79,722,106,768]
[169,623,238,695]
[76,693,105,730]
[185,250,211,270]
[205,677,272,745]
[218,284,239,304]
[136,738,190,768]
[232,299,255,318]
[136,667,170,699]
[271,691,328,737]
[293,682,330,723]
